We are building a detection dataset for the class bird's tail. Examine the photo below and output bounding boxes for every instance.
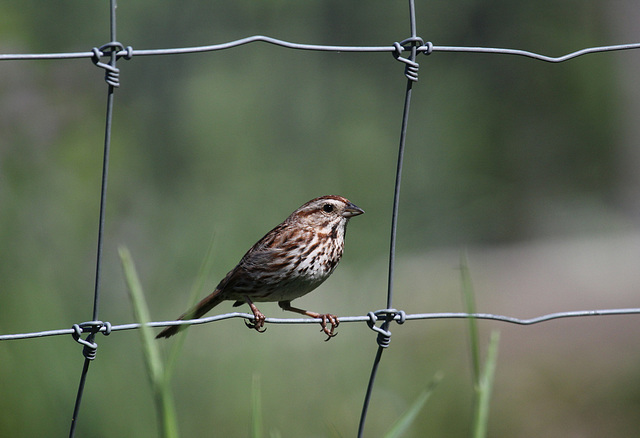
[155,290,225,339]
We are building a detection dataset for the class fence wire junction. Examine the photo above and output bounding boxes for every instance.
[2,1,640,437]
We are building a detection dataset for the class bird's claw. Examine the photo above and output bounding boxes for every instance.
[245,312,267,333]
[319,314,339,341]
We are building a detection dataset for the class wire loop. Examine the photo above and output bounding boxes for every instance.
[420,41,434,56]
[399,36,425,49]
[70,321,111,361]
[120,45,134,60]
[366,309,406,348]
[91,42,132,87]
[392,38,423,81]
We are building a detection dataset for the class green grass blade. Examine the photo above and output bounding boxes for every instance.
[251,373,264,438]
[459,251,500,438]
[473,330,500,438]
[460,250,480,386]
[383,373,442,438]
[119,246,179,438]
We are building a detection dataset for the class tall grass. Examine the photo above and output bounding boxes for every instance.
[120,247,179,438]
[119,236,216,437]
[460,251,500,438]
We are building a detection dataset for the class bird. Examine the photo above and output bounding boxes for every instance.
[156,195,364,340]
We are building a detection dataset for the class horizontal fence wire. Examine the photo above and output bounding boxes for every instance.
[2,38,640,62]
[2,307,640,341]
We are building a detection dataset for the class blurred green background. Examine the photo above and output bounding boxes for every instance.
[1,1,640,436]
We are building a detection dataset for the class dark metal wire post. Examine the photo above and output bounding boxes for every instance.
[357,1,420,436]
[68,1,118,436]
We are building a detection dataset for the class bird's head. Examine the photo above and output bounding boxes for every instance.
[290,195,364,230]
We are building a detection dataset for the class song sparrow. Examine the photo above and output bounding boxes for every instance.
[156,195,364,340]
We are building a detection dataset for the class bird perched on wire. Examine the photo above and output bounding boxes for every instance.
[156,195,364,341]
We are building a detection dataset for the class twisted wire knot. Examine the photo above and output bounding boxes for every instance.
[366,309,406,348]
[71,321,111,360]
[91,42,133,87]
[420,41,434,56]
[392,37,425,82]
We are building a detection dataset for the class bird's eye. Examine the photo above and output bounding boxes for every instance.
[322,203,334,213]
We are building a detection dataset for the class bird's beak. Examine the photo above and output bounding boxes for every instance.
[343,202,365,218]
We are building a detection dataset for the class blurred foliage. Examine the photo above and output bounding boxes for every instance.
[1,1,639,437]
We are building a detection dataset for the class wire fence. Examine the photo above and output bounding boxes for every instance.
[2,0,640,437]
[4,307,640,342]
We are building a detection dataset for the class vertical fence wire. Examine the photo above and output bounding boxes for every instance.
[357,1,420,436]
[68,1,118,436]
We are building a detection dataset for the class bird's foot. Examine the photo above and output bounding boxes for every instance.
[245,301,267,333]
[318,313,339,341]
[278,301,340,341]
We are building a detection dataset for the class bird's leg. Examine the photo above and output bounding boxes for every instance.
[244,296,267,333]
[278,301,339,341]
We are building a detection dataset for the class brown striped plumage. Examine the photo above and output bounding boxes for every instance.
[156,195,364,340]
